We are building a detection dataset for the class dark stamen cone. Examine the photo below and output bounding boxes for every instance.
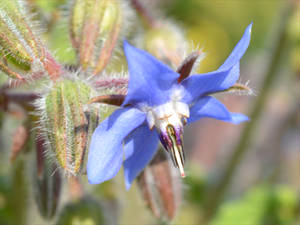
[160,125,186,178]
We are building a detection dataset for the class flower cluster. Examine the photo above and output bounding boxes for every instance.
[87,23,253,189]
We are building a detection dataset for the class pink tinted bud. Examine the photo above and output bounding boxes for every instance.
[137,151,182,222]
[70,0,126,74]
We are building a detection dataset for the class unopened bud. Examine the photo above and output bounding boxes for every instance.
[0,1,44,78]
[34,135,61,219]
[39,78,100,175]
[137,150,182,222]
[56,197,106,225]
[143,22,187,68]
[70,0,123,74]
[0,1,62,80]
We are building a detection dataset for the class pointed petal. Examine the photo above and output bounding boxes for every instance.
[181,23,252,103]
[123,125,159,189]
[219,23,252,70]
[181,63,239,103]
[87,107,146,184]
[123,41,179,106]
[188,96,249,124]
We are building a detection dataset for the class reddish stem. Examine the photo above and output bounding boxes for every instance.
[10,125,30,162]
[0,91,40,111]
[68,176,84,201]
[131,0,157,28]
[42,52,63,81]
[93,78,128,89]
[88,94,125,106]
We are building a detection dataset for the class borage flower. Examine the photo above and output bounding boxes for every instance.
[87,23,252,189]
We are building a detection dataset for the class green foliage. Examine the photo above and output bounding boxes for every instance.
[0,159,28,225]
[212,186,298,225]
[56,197,105,225]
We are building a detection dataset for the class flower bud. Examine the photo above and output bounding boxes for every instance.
[0,1,45,79]
[56,197,106,225]
[143,22,187,68]
[34,135,61,219]
[137,150,182,222]
[39,78,100,175]
[70,0,123,74]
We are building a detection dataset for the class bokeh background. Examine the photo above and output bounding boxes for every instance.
[0,0,299,224]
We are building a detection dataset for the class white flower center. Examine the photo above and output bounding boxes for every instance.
[141,98,189,178]
[145,101,189,132]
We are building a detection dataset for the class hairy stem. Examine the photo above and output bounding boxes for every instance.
[131,0,157,28]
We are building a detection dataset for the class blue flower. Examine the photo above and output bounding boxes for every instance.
[87,23,252,189]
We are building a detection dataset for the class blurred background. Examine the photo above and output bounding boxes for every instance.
[0,0,299,224]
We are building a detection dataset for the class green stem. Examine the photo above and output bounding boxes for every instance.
[201,3,293,223]
[10,158,28,225]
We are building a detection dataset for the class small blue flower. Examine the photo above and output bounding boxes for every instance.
[87,23,252,189]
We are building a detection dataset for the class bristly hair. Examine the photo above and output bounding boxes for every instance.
[88,70,128,95]
[133,19,189,70]
[31,72,104,177]
[186,41,206,75]
[0,0,63,85]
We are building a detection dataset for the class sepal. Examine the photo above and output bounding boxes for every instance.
[137,151,182,222]
[70,0,124,74]
[38,78,100,175]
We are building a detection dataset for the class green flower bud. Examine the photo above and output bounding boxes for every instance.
[143,22,187,68]
[39,79,100,175]
[0,1,44,79]
[70,0,123,75]
[0,1,62,81]
[56,197,106,225]
[137,150,182,222]
[34,135,61,219]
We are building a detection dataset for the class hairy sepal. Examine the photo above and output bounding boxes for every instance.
[70,0,126,75]
[38,78,100,176]
[0,0,62,81]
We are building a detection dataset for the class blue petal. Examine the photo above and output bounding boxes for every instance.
[181,23,252,103]
[123,125,159,189]
[188,96,249,124]
[122,41,179,106]
[219,23,252,70]
[181,63,239,103]
[87,107,146,184]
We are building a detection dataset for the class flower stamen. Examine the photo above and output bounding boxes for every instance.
[164,125,185,177]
